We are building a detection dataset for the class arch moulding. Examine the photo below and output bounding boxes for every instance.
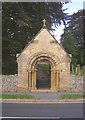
[27,52,60,70]
[26,52,61,91]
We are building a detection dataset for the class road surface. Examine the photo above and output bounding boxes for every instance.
[2,103,84,119]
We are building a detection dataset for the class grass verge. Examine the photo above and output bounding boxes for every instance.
[60,94,85,99]
[0,94,34,99]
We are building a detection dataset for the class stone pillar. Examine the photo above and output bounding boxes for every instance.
[51,69,53,90]
[56,70,58,90]
[55,70,60,91]
[56,69,61,91]
[28,70,31,90]
[55,71,57,89]
[51,69,56,90]
[54,70,56,90]
[34,69,37,90]
[55,70,57,90]
[32,69,37,90]
[58,71,60,91]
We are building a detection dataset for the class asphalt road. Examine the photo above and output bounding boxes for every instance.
[2,103,83,119]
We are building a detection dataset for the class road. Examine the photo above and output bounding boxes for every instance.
[2,103,83,119]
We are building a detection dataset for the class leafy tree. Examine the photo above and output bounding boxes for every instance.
[2,2,68,74]
[61,31,77,67]
[61,9,85,67]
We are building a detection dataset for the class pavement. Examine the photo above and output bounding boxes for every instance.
[1,98,84,104]
[0,91,84,103]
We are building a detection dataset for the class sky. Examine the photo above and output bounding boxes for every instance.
[54,0,84,42]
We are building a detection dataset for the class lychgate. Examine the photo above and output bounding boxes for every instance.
[17,23,71,92]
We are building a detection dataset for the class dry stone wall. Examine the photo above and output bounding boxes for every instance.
[1,75,18,92]
[0,74,84,92]
[69,75,83,92]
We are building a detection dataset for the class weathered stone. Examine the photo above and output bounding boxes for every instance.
[0,74,84,92]
[17,27,71,92]
[69,75,83,92]
[1,75,18,92]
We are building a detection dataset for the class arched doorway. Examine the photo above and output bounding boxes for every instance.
[27,53,58,91]
[35,60,51,89]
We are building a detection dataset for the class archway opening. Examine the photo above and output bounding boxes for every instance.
[36,61,51,89]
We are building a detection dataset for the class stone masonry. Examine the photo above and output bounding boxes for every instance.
[1,75,18,92]
[17,27,71,92]
[0,74,84,92]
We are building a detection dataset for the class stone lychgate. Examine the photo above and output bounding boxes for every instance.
[17,21,71,92]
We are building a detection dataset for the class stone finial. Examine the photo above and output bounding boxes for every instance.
[42,19,46,27]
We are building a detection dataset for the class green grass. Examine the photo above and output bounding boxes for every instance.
[60,94,85,99]
[0,94,34,99]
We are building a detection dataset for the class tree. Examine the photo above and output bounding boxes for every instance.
[61,31,77,67]
[61,9,85,67]
[2,2,68,74]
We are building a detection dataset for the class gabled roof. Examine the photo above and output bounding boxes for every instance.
[16,27,71,59]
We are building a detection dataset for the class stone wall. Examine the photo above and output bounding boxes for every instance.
[0,74,84,92]
[69,75,83,92]
[1,75,18,92]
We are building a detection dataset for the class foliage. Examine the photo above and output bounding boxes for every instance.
[37,64,50,70]
[2,2,68,74]
[61,10,85,67]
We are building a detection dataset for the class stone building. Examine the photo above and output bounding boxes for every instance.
[17,21,71,92]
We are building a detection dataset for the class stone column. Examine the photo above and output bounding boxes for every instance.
[34,69,37,90]
[31,69,34,90]
[51,69,53,90]
[32,69,37,90]
[51,69,56,90]
[58,71,60,91]
[55,70,60,91]
[56,70,58,90]
[28,70,31,90]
